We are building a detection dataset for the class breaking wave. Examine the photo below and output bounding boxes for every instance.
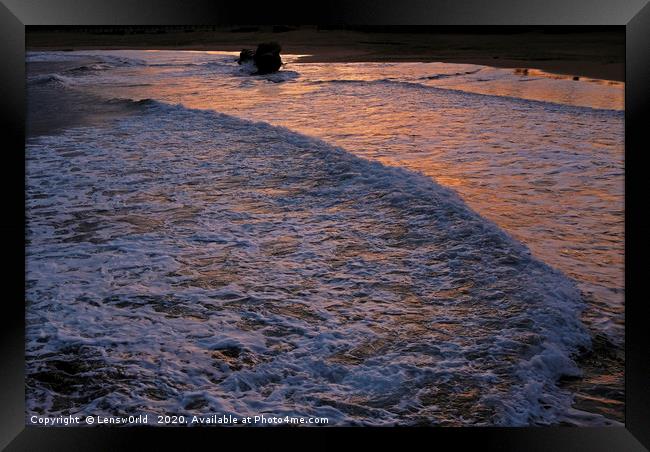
[26,98,614,426]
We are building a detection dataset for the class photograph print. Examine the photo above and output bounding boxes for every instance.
[25,25,625,427]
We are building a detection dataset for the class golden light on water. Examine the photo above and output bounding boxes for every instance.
[26,49,626,425]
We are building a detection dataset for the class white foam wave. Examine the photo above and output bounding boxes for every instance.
[25,101,609,425]
[28,73,77,87]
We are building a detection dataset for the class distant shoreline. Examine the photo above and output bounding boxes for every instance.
[26,28,625,82]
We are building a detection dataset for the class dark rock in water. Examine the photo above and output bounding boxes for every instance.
[236,42,283,75]
[237,48,255,65]
[253,42,283,74]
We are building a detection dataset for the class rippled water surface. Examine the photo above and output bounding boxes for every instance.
[26,50,624,425]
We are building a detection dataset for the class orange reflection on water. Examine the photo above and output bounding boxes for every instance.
[80,52,624,323]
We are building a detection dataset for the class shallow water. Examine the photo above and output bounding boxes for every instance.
[25,51,624,425]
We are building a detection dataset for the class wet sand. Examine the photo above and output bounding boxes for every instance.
[26,27,624,82]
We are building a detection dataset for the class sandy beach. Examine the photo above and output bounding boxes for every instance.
[26,26,624,81]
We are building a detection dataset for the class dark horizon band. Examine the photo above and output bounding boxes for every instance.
[2,0,649,450]
[1,0,648,25]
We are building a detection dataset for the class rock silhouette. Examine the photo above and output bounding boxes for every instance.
[237,48,255,64]
[237,42,282,75]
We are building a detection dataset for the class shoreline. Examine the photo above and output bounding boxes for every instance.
[26,29,624,82]
[26,39,624,425]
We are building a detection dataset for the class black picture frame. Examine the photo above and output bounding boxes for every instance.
[2,0,649,450]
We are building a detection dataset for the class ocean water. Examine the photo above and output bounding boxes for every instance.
[26,50,624,426]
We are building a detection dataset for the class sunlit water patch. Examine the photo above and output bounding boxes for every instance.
[26,50,624,425]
